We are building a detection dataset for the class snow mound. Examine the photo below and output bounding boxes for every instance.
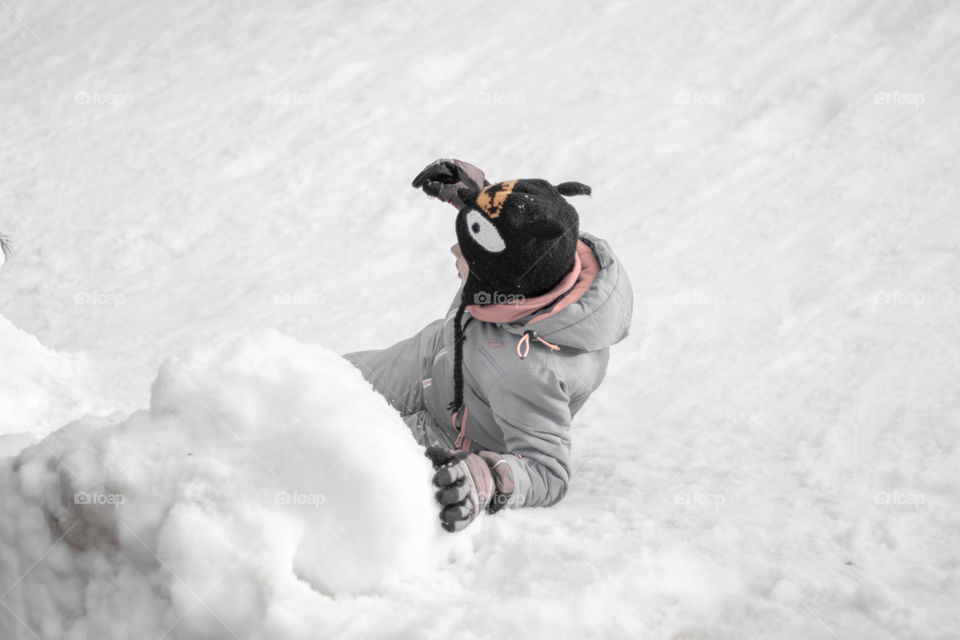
[0,313,112,443]
[0,331,441,639]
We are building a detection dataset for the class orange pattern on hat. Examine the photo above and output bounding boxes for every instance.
[476,179,518,219]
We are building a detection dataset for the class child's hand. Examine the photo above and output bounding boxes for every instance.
[425,447,514,532]
[425,447,493,532]
[411,159,487,210]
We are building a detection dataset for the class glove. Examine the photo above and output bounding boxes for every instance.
[411,159,488,210]
[425,447,515,532]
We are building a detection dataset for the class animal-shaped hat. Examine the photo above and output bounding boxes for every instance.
[454,178,591,301]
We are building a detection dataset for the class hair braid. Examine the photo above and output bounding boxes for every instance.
[447,297,467,414]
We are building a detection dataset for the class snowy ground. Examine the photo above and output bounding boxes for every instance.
[2,0,959,638]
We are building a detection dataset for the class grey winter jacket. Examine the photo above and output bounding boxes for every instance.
[346,233,632,508]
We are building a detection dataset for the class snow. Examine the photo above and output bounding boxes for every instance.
[1,0,959,638]
[0,313,112,445]
[1,331,446,639]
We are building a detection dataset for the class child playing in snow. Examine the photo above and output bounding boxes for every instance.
[346,159,632,532]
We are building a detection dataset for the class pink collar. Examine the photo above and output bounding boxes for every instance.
[467,240,600,325]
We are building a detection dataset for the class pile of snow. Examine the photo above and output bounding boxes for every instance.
[0,313,113,449]
[0,331,442,639]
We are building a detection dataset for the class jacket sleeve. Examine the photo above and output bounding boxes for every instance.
[487,368,572,508]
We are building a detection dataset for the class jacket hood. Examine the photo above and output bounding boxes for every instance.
[497,233,633,352]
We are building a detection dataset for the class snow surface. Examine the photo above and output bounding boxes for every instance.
[0,313,113,446]
[1,0,959,638]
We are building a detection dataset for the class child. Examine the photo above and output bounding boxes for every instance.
[345,159,633,532]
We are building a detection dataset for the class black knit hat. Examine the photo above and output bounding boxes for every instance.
[446,178,591,416]
[454,178,590,302]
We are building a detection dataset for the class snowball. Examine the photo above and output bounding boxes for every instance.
[0,330,443,639]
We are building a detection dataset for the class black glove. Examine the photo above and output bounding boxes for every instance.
[411,159,488,210]
[425,447,515,532]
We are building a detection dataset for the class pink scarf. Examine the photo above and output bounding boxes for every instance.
[467,240,599,325]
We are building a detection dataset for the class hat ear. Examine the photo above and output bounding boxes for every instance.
[530,219,568,240]
[457,186,480,208]
[555,181,591,197]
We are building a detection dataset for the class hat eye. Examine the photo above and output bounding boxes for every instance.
[465,210,506,253]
